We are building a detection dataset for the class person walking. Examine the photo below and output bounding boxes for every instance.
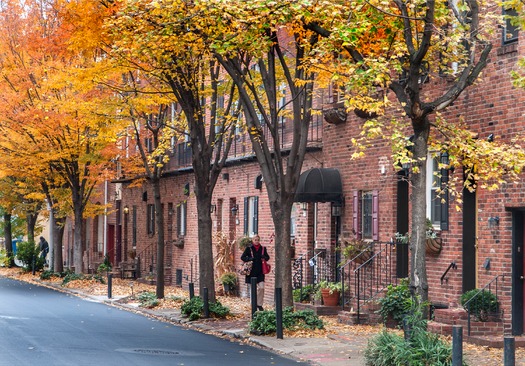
[39,236,49,261]
[240,234,270,311]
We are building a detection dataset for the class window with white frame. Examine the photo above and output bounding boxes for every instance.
[243,196,258,236]
[426,154,449,228]
[290,204,297,238]
[177,202,187,236]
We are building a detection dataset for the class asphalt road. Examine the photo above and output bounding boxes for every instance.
[0,277,305,365]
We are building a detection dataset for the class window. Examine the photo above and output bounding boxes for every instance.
[147,204,155,235]
[132,205,137,248]
[177,202,187,236]
[290,205,297,238]
[503,7,519,44]
[353,190,379,240]
[426,154,449,229]
[243,196,259,236]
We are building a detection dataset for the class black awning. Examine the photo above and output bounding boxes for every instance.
[294,168,343,203]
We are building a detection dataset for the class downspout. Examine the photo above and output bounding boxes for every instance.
[104,180,108,256]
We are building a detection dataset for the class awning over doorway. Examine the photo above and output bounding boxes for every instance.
[294,168,343,203]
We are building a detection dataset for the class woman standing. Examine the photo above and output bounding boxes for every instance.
[240,235,270,311]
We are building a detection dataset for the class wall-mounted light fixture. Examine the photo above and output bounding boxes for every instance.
[300,202,308,217]
[123,206,129,215]
[488,216,500,229]
[331,202,343,217]
[210,204,216,214]
[231,204,239,216]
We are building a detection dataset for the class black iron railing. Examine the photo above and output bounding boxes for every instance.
[464,274,505,336]
[340,241,397,323]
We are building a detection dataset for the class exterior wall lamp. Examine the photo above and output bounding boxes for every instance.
[488,216,500,229]
[231,204,239,216]
[331,202,343,217]
[210,204,216,213]
[123,206,129,215]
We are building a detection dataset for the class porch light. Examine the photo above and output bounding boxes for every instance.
[210,204,216,214]
[331,202,343,217]
[123,206,129,215]
[488,216,500,229]
[231,204,239,216]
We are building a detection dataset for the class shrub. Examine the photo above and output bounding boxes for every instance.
[16,241,44,271]
[0,248,11,267]
[293,284,318,303]
[62,273,105,286]
[460,289,498,321]
[138,291,159,308]
[378,278,412,325]
[249,307,324,335]
[180,296,231,321]
[365,303,459,366]
[40,270,60,280]
[220,271,237,286]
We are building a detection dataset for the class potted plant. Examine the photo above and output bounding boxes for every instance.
[340,236,373,264]
[220,271,238,295]
[318,280,342,306]
[237,236,252,251]
[394,218,442,255]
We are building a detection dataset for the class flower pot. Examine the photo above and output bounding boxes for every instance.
[320,289,340,306]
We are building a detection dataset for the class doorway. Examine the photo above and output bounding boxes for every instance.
[462,187,477,293]
[511,210,525,335]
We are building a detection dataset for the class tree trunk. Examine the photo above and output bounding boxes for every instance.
[409,119,430,310]
[153,178,165,298]
[4,212,13,267]
[26,212,38,244]
[196,193,215,302]
[271,199,294,307]
[73,203,83,274]
[53,215,65,273]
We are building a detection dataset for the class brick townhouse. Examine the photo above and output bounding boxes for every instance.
[63,9,525,337]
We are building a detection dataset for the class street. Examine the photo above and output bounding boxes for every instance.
[0,277,306,365]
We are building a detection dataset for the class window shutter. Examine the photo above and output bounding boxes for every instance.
[244,197,249,235]
[353,190,360,238]
[253,196,259,234]
[372,190,379,241]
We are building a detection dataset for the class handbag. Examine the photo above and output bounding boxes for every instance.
[262,259,271,274]
[239,260,253,276]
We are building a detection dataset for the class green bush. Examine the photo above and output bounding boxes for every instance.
[365,304,461,366]
[61,273,104,286]
[0,248,11,267]
[460,289,498,322]
[378,278,411,325]
[180,296,231,321]
[40,270,60,280]
[138,291,159,308]
[249,307,324,335]
[293,284,318,303]
[16,241,44,271]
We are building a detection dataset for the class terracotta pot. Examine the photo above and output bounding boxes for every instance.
[320,289,340,306]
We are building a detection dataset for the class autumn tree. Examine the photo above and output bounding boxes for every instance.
[0,0,124,273]
[105,0,240,300]
[298,0,525,306]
